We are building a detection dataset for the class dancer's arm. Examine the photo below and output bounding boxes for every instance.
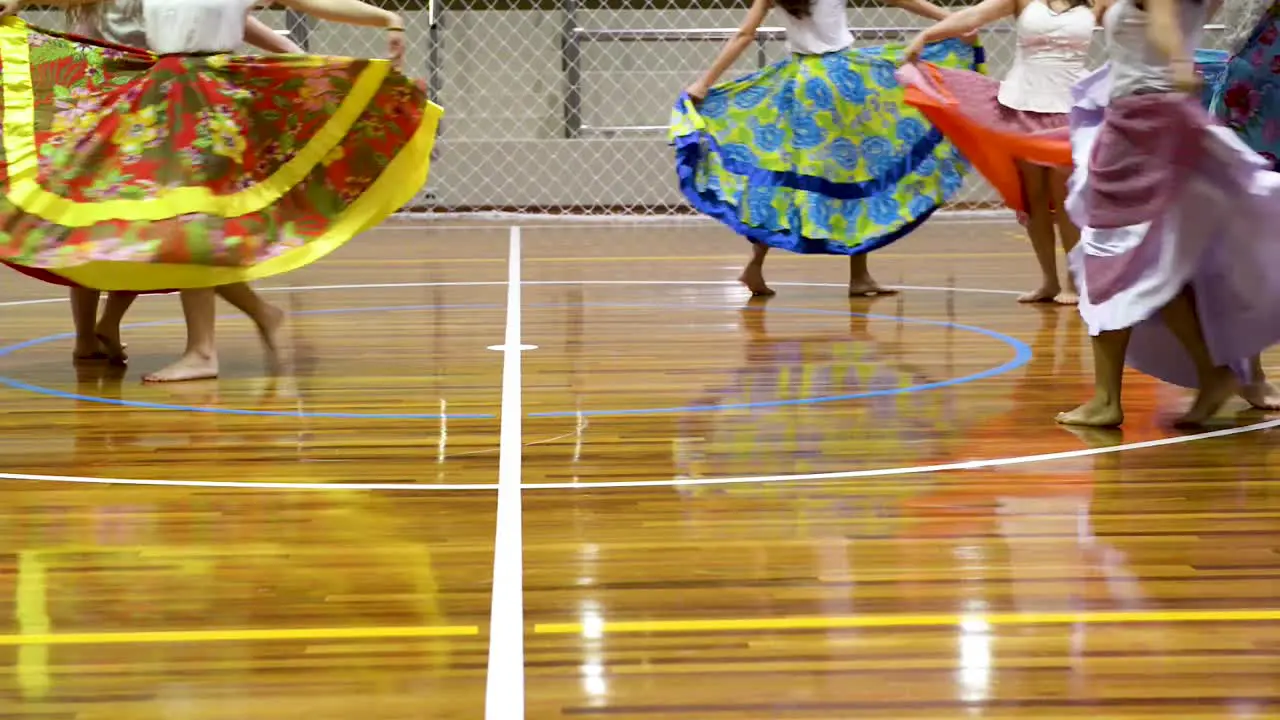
[685,0,770,100]
[883,0,952,22]
[274,0,404,66]
[1093,0,1112,25]
[903,0,1013,60]
[1142,0,1195,90]
[245,16,304,53]
[274,0,401,28]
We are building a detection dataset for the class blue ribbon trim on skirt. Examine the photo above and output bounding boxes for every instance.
[673,130,942,255]
[671,42,985,256]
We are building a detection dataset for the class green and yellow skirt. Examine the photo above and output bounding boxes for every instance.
[0,17,441,291]
[670,38,984,255]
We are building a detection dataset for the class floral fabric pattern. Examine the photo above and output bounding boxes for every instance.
[1211,2,1280,168]
[0,19,439,280]
[669,39,983,255]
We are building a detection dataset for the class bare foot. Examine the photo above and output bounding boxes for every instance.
[254,303,286,373]
[1057,424,1125,448]
[1056,396,1124,427]
[72,346,109,364]
[738,268,774,297]
[1175,368,1237,427]
[1239,381,1280,411]
[93,328,128,364]
[1018,285,1061,303]
[847,282,899,297]
[143,352,219,383]
[1053,291,1079,305]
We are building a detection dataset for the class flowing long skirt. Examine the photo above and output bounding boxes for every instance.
[898,49,1230,211]
[669,38,983,255]
[1065,66,1280,388]
[1209,1,1280,166]
[0,18,441,292]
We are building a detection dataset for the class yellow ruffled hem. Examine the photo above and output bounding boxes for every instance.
[0,17,394,226]
[51,102,442,291]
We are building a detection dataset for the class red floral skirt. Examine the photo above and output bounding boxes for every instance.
[0,17,441,292]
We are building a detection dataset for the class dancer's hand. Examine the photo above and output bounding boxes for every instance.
[903,32,928,63]
[1172,58,1200,94]
[685,83,708,103]
[385,13,406,70]
[0,0,26,19]
[387,28,405,70]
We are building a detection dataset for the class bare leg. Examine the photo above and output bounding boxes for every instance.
[1057,328,1129,427]
[1048,167,1080,305]
[70,287,104,360]
[1158,289,1236,426]
[738,243,774,296]
[847,253,897,296]
[94,291,139,363]
[1238,355,1280,410]
[1017,163,1061,303]
[214,282,284,371]
[143,289,219,383]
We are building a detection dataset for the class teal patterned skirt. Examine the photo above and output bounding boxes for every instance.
[1209,2,1280,167]
[669,38,984,256]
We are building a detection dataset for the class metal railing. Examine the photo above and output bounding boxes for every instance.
[561,19,1227,138]
[562,22,939,137]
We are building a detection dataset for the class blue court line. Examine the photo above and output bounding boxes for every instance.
[0,304,502,420]
[0,302,1030,419]
[522,303,1032,417]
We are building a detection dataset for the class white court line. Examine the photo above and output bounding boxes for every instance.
[384,209,1017,229]
[250,281,1025,295]
[485,227,526,720]
[0,280,1273,491]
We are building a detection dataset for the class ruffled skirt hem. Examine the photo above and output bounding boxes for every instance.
[669,38,983,255]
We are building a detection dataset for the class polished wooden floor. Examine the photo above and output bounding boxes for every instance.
[0,218,1278,718]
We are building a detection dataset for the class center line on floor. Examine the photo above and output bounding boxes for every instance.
[485,226,526,720]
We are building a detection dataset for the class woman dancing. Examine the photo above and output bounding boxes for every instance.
[1207,0,1280,410]
[670,0,983,297]
[0,0,440,381]
[1056,0,1280,427]
[900,0,1093,305]
[13,0,303,368]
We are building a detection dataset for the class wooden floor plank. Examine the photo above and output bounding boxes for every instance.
[0,218,1276,718]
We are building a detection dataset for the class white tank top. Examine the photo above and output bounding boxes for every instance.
[997,1,1094,113]
[1105,0,1207,99]
[142,0,257,54]
[778,0,853,55]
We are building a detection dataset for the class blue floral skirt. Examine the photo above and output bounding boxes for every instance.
[669,38,984,256]
[1209,3,1280,167]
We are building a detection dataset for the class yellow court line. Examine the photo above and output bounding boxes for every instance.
[0,624,480,647]
[533,609,1280,635]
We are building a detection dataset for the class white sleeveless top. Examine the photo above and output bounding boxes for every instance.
[71,0,147,48]
[1105,0,1207,99]
[143,0,257,54]
[778,0,853,55]
[997,1,1094,113]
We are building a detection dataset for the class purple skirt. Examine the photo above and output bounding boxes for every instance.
[1066,66,1280,388]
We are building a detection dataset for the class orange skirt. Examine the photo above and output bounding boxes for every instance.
[897,63,1073,213]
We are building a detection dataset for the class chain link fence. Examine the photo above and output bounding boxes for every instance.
[24,3,1230,216]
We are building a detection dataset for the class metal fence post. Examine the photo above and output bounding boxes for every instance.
[428,8,443,101]
[561,0,582,139]
[284,9,312,52]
